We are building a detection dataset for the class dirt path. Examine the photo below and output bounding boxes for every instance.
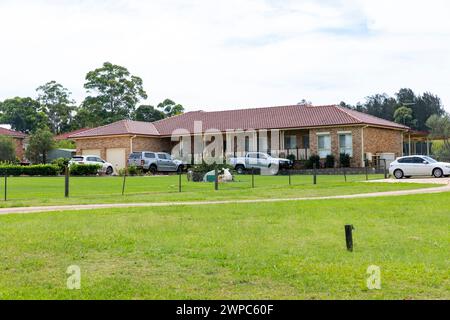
[1,182,449,216]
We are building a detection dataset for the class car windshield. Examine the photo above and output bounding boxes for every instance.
[423,156,437,163]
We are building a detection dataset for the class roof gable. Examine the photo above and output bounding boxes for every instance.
[69,120,160,138]
[0,127,27,138]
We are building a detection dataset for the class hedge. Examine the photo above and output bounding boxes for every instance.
[69,164,101,176]
[0,165,59,176]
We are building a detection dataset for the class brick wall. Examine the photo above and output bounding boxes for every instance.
[75,135,171,160]
[309,126,363,167]
[13,138,25,160]
[363,127,403,158]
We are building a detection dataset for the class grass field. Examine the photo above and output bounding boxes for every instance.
[0,192,448,300]
[0,174,438,208]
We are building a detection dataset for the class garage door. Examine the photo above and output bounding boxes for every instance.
[106,148,126,172]
[82,149,102,157]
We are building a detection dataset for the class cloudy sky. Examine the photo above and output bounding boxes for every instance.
[0,0,449,112]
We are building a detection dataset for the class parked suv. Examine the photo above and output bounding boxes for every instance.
[69,155,114,175]
[128,152,184,173]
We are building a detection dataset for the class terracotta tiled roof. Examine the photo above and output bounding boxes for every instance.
[55,128,90,140]
[0,127,27,138]
[70,105,409,139]
[69,120,160,138]
[152,104,409,135]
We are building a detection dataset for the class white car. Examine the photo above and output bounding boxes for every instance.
[69,155,115,175]
[228,152,293,174]
[389,155,450,179]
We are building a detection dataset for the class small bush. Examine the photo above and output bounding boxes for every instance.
[69,164,101,176]
[339,153,351,168]
[0,164,59,176]
[191,161,234,173]
[51,157,70,175]
[325,154,335,168]
[305,154,320,169]
[286,154,296,162]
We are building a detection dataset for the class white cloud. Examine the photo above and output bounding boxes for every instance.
[0,0,449,111]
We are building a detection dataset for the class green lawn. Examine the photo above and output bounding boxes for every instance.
[0,192,448,299]
[0,174,438,208]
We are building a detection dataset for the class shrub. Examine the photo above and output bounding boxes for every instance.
[191,161,234,173]
[51,157,70,175]
[305,154,320,169]
[69,164,101,176]
[286,154,296,162]
[339,153,351,168]
[0,164,59,176]
[325,154,335,168]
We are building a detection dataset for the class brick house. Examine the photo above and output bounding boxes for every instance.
[0,127,27,160]
[70,105,409,170]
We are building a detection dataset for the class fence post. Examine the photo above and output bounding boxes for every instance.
[383,159,388,179]
[365,160,369,181]
[214,166,218,191]
[4,174,7,201]
[288,169,291,186]
[252,167,255,188]
[343,166,347,182]
[178,170,182,192]
[64,165,70,198]
[345,225,355,252]
[122,167,127,195]
[313,163,317,185]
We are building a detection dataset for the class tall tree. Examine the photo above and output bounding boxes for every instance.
[0,136,16,162]
[25,128,54,164]
[133,105,165,122]
[363,94,397,121]
[157,99,184,117]
[413,92,445,131]
[36,81,76,134]
[0,97,48,133]
[426,114,450,160]
[394,106,416,127]
[82,62,148,126]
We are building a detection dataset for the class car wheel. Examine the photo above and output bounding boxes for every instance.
[149,165,157,174]
[106,166,114,175]
[394,169,404,179]
[235,165,245,174]
[433,168,444,178]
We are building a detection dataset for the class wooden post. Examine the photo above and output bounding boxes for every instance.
[122,167,127,196]
[288,169,291,186]
[214,166,218,191]
[313,162,317,185]
[252,167,255,188]
[343,166,347,182]
[345,225,355,252]
[64,166,69,198]
[4,174,7,201]
[178,170,182,193]
[365,160,369,181]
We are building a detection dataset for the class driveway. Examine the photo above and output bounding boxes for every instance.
[1,182,450,216]
[369,177,450,185]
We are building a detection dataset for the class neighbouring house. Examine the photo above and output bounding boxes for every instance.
[0,127,28,161]
[70,104,412,170]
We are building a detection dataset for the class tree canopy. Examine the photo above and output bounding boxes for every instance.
[157,99,185,117]
[81,62,148,126]
[0,97,47,133]
[341,88,445,131]
[36,81,76,134]
[133,105,166,122]
[0,136,16,162]
[25,128,54,164]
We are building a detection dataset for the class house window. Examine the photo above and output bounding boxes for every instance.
[284,135,297,149]
[338,133,353,157]
[302,135,310,149]
[317,134,331,158]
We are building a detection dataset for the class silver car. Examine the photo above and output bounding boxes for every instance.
[128,151,184,173]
